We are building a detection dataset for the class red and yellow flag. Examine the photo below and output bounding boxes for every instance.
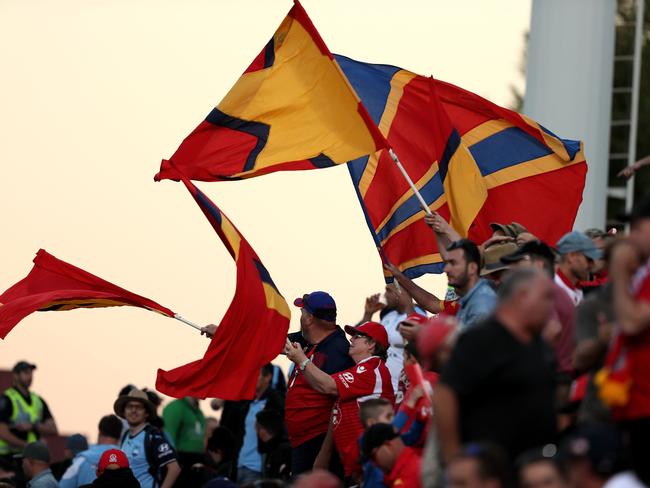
[156,167,290,400]
[155,0,385,182]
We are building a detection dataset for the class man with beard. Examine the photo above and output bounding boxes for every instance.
[444,239,497,330]
[285,291,353,477]
[383,237,495,330]
[114,389,180,488]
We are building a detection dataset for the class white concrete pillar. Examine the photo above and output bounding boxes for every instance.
[524,0,616,231]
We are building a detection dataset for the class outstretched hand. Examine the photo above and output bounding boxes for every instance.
[365,294,386,315]
[617,165,636,180]
[617,156,650,180]
[424,212,448,234]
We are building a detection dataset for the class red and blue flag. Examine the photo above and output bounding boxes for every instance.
[336,55,587,280]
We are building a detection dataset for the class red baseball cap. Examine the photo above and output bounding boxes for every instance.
[97,449,129,475]
[344,321,389,349]
[401,313,427,325]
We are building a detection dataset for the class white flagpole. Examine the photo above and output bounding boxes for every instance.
[173,313,203,332]
[388,148,433,216]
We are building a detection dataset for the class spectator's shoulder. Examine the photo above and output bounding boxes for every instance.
[265,389,285,412]
[330,326,348,343]
[163,398,181,413]
[477,281,498,300]
[457,319,499,345]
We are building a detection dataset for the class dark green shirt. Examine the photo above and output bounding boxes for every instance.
[162,398,206,454]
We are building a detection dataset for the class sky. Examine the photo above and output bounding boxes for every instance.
[0,0,531,438]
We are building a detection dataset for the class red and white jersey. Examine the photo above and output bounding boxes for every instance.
[331,356,395,476]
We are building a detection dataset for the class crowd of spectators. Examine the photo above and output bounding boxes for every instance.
[1,192,650,488]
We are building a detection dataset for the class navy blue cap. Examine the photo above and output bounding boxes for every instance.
[294,291,337,322]
[66,434,88,455]
[12,361,36,374]
[556,231,602,261]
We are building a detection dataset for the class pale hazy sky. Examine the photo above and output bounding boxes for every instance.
[0,0,531,438]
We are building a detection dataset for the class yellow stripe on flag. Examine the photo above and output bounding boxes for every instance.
[218,15,378,174]
[443,144,488,237]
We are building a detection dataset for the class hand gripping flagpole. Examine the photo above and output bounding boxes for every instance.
[388,148,433,216]
[173,313,203,332]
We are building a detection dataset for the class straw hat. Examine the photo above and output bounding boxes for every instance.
[113,388,157,419]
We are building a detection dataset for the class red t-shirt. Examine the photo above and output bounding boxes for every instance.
[440,299,460,316]
[616,261,650,420]
[552,282,577,375]
[384,447,422,488]
[331,356,395,476]
[285,328,354,447]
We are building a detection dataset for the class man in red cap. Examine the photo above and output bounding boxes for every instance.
[285,321,395,481]
[86,448,139,487]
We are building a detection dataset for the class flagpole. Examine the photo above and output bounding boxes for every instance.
[173,313,203,331]
[388,148,433,216]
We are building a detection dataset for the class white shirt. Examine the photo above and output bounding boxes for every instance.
[381,310,406,393]
[380,307,425,393]
[554,272,583,306]
[603,471,647,488]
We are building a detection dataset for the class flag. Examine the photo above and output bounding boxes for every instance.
[336,55,587,280]
[154,0,386,183]
[156,168,291,400]
[0,250,174,339]
[428,76,488,236]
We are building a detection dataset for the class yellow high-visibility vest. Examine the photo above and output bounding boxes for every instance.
[0,388,43,455]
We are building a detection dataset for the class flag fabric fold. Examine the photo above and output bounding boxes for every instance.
[156,168,291,400]
[336,54,587,280]
[0,250,174,339]
[155,0,386,183]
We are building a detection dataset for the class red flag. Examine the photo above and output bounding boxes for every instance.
[155,169,291,400]
[0,249,174,339]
